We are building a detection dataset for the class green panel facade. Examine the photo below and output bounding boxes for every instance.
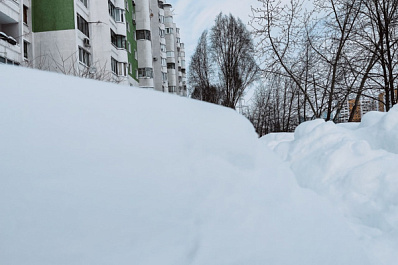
[32,0,75,33]
[125,1,138,81]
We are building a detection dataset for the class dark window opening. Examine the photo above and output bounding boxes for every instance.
[77,14,90,37]
[136,30,151,41]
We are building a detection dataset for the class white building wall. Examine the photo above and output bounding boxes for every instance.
[89,0,129,84]
[22,0,32,65]
[173,23,182,94]
[163,3,176,94]
[29,0,131,84]
[150,0,167,92]
[33,29,78,72]
[0,0,23,64]
[180,42,187,96]
[136,0,154,88]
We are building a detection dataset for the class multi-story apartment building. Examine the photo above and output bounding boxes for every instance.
[31,0,138,86]
[1,0,186,95]
[135,0,186,94]
[338,97,379,123]
[0,0,31,66]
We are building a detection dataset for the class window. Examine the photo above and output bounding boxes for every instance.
[176,28,180,34]
[79,0,88,7]
[123,63,127,76]
[159,14,164,23]
[0,56,19,66]
[116,8,124,22]
[136,30,151,41]
[158,1,164,9]
[160,44,166,52]
[23,5,28,24]
[166,51,174,58]
[109,1,115,17]
[110,29,126,49]
[159,28,165,38]
[111,57,117,73]
[111,57,127,76]
[77,14,89,37]
[165,16,173,23]
[138,67,153,78]
[161,58,167,66]
[165,27,173,34]
[162,72,168,82]
[108,1,124,22]
[169,86,176,93]
[23,41,29,59]
[176,37,180,43]
[79,47,91,66]
[167,63,175,69]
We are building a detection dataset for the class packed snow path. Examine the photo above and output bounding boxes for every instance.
[1,65,396,264]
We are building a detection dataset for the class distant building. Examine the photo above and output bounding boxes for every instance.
[378,90,398,112]
[0,0,186,95]
[339,95,385,122]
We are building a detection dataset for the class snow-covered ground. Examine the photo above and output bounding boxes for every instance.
[0,65,395,264]
[263,110,398,265]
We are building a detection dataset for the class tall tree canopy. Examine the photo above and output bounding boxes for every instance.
[189,13,259,109]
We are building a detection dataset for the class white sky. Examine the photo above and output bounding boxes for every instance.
[166,0,262,64]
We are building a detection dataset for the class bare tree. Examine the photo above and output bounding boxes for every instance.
[361,0,398,111]
[188,30,219,103]
[246,74,300,136]
[210,13,259,109]
[250,0,380,125]
[24,47,126,84]
[188,13,259,109]
[311,0,363,120]
[250,0,323,116]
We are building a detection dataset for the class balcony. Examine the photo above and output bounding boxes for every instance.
[1,1,20,46]
[0,34,21,64]
[0,0,20,24]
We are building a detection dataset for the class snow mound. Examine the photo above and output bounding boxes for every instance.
[263,109,398,265]
[0,65,371,264]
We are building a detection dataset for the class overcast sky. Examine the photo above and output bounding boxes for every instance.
[167,0,261,63]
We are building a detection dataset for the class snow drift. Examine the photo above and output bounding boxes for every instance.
[263,109,398,265]
[0,65,382,265]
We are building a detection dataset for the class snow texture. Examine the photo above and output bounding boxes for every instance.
[0,65,385,264]
[263,108,398,265]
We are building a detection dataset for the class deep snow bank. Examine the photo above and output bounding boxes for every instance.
[1,65,370,265]
[263,109,398,265]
